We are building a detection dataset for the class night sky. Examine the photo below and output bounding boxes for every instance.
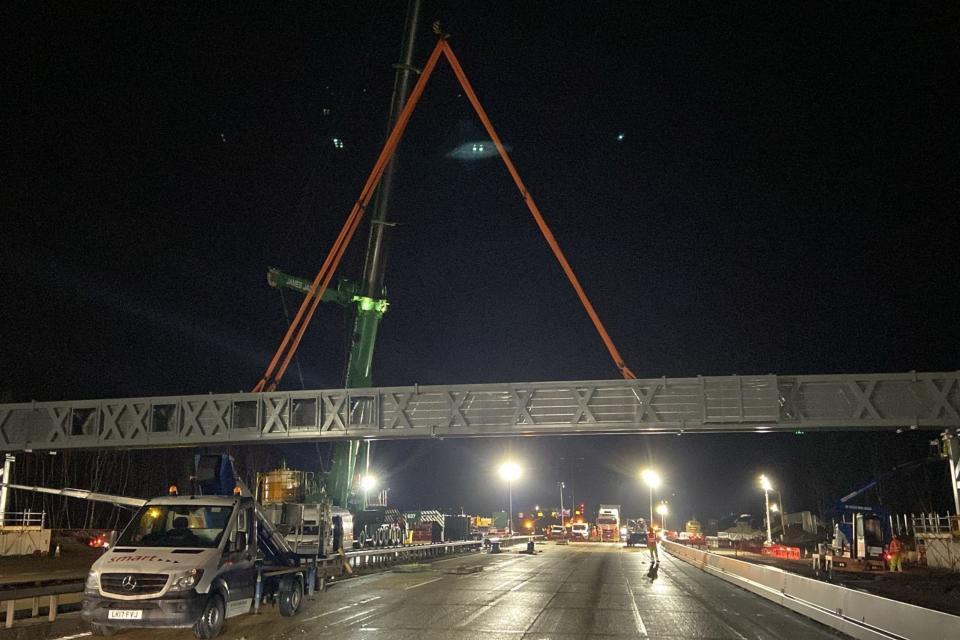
[3,3,959,524]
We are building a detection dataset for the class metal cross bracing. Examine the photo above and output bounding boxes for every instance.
[0,371,957,452]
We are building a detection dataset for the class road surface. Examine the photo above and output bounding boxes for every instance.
[73,542,848,639]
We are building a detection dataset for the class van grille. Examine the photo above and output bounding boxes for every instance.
[100,573,169,596]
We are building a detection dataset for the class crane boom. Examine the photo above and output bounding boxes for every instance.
[1,482,147,509]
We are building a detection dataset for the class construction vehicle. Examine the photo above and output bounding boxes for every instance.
[812,456,943,576]
[259,0,424,518]
[570,522,590,540]
[353,506,405,547]
[256,2,636,525]
[597,505,621,542]
[623,518,646,547]
[5,455,342,638]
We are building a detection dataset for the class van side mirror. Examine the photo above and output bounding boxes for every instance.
[107,531,117,547]
[235,532,247,551]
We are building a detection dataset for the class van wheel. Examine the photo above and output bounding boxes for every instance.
[279,576,303,617]
[193,594,225,639]
[90,623,115,636]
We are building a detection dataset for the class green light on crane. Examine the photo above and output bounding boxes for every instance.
[352,296,389,314]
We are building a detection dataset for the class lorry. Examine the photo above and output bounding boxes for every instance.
[597,505,621,542]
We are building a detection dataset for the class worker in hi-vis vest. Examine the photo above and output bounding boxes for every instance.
[887,534,904,572]
[647,525,659,563]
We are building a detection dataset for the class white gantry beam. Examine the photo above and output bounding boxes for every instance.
[0,372,957,452]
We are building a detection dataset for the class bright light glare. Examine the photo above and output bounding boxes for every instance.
[760,474,773,491]
[360,475,377,492]
[656,503,668,516]
[770,503,779,513]
[641,469,661,488]
[498,461,521,482]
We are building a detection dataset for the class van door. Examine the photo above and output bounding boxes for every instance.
[220,503,256,617]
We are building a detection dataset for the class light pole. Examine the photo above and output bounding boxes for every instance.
[641,469,661,525]
[770,502,786,542]
[560,456,584,515]
[776,490,787,539]
[499,462,521,536]
[760,474,773,545]
[558,482,566,529]
[656,502,668,531]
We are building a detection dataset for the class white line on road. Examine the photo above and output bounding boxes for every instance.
[404,576,444,590]
[50,634,92,640]
[619,547,649,637]
[627,584,649,637]
[334,606,382,626]
[301,596,381,622]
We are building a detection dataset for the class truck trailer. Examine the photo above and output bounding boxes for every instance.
[597,505,621,542]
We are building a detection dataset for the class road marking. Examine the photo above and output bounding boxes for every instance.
[627,585,649,637]
[51,634,92,640]
[618,546,649,637]
[302,596,380,621]
[404,576,444,590]
[489,556,525,570]
[335,607,382,626]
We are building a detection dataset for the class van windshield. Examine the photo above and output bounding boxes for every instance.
[116,504,232,549]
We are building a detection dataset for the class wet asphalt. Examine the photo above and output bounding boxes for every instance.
[81,542,849,640]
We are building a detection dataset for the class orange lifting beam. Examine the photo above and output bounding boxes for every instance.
[253,38,634,393]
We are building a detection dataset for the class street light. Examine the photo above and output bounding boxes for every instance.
[360,474,377,506]
[656,502,669,530]
[641,469,661,525]
[760,474,773,545]
[499,462,521,536]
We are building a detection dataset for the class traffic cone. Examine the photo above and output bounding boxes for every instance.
[54,544,61,557]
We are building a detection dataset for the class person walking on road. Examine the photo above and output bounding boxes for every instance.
[646,525,659,563]
[887,534,904,572]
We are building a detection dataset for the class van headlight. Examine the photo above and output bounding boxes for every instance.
[85,570,100,592]
[169,569,204,591]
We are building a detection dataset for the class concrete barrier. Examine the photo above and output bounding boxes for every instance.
[663,540,960,640]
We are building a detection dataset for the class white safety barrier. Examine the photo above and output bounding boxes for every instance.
[663,540,960,640]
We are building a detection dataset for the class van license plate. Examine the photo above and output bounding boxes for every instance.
[108,610,143,620]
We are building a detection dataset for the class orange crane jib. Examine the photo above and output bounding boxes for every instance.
[253,38,635,393]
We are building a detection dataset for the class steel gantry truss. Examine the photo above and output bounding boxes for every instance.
[0,372,957,452]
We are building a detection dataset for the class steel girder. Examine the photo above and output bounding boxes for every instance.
[0,372,957,452]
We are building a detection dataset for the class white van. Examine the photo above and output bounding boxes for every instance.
[570,522,590,539]
[82,495,306,638]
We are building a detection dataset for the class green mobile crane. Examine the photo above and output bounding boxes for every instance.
[268,0,422,512]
